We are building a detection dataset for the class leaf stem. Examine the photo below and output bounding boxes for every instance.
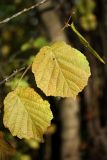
[70,23,105,64]
[16,65,31,88]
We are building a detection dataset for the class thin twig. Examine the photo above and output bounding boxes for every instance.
[0,67,25,85]
[0,0,49,25]
[16,64,31,88]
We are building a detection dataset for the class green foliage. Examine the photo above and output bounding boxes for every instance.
[21,37,48,51]
[33,37,48,49]
[6,76,29,90]
[73,0,97,31]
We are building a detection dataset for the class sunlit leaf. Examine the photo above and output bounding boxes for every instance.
[32,41,91,98]
[3,87,53,141]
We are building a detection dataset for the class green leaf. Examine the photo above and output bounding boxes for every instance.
[32,41,91,99]
[3,87,53,141]
[33,37,48,49]
[6,77,29,90]
[21,43,31,51]
[21,37,48,51]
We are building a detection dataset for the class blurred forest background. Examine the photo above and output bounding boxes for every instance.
[0,0,107,160]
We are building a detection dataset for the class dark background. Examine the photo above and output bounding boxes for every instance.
[0,0,107,160]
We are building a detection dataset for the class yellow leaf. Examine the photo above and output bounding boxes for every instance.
[32,41,91,98]
[3,87,53,141]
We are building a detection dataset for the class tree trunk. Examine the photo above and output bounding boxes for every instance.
[61,98,80,160]
[39,1,80,160]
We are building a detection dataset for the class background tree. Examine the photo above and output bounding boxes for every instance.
[0,0,107,160]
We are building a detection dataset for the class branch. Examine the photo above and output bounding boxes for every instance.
[0,0,49,25]
[0,67,25,85]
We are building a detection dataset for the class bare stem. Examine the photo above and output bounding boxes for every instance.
[0,0,49,25]
[0,67,25,85]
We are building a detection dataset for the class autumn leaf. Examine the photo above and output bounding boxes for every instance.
[3,87,53,141]
[32,41,91,98]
